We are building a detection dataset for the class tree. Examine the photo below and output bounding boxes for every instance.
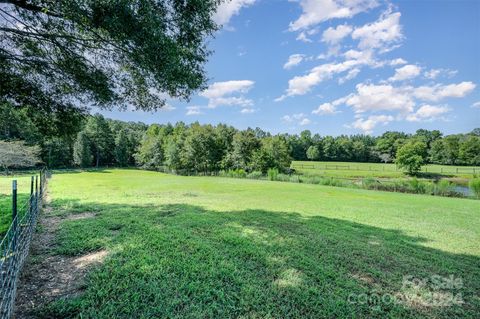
[443,135,461,165]
[226,129,260,170]
[73,131,92,168]
[322,136,337,160]
[84,114,113,167]
[306,145,320,161]
[378,153,392,164]
[459,136,480,165]
[182,124,219,173]
[0,140,41,172]
[43,137,72,167]
[251,136,291,173]
[115,129,130,167]
[1,0,220,119]
[396,141,427,175]
[376,131,409,159]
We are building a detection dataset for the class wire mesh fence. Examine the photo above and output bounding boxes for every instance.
[0,168,48,319]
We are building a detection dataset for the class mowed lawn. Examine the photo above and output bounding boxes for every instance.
[292,161,480,179]
[41,169,479,318]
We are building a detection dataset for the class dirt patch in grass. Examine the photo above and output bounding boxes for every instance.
[13,205,106,318]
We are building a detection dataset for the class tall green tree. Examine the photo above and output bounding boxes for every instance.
[226,129,260,170]
[73,131,92,168]
[396,141,427,175]
[115,129,130,167]
[1,0,220,119]
[306,145,321,161]
[84,114,113,167]
[459,136,480,165]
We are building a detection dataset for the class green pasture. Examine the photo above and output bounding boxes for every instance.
[292,161,480,180]
[32,169,479,318]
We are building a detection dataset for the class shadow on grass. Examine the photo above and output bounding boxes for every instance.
[37,199,479,319]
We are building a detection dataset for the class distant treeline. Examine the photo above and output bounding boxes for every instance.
[1,102,479,172]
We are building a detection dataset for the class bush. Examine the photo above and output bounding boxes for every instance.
[267,168,279,181]
[289,175,301,183]
[469,178,480,198]
[220,169,247,178]
[436,180,452,196]
[246,171,263,179]
[275,173,290,182]
[299,175,321,184]
[362,178,377,189]
[409,178,425,194]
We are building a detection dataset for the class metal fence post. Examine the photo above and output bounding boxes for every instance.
[39,170,43,198]
[35,175,38,210]
[30,176,34,215]
[12,180,18,257]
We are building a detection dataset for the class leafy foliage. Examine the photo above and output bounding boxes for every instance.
[396,141,427,175]
[73,131,92,168]
[0,140,41,171]
[0,0,220,114]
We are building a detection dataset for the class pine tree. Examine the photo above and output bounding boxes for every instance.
[73,131,92,168]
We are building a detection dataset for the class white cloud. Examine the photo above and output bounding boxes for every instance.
[388,64,421,82]
[213,0,256,26]
[389,58,407,66]
[338,68,360,84]
[338,81,476,115]
[282,113,311,126]
[312,102,340,115]
[344,83,415,114]
[406,105,450,122]
[413,81,476,101]
[289,0,379,31]
[351,9,403,52]
[321,24,353,44]
[424,68,458,79]
[284,54,306,69]
[159,103,176,111]
[352,115,394,134]
[300,118,312,126]
[240,107,256,114]
[200,80,255,108]
[186,106,203,116]
[207,97,253,108]
[278,59,361,99]
[201,80,254,99]
[472,101,480,108]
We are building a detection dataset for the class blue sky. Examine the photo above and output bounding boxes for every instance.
[100,0,480,136]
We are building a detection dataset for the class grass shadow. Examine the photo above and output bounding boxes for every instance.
[35,199,479,319]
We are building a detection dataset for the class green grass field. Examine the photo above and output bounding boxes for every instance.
[34,169,479,318]
[292,161,480,179]
[0,174,34,234]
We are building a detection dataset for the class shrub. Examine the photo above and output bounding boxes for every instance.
[396,141,427,175]
[221,169,247,178]
[436,180,452,196]
[275,173,290,182]
[247,171,263,179]
[362,178,377,189]
[289,175,301,183]
[469,178,480,198]
[267,168,279,181]
[409,178,426,194]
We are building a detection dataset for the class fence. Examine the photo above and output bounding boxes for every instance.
[0,168,48,319]
[292,163,479,175]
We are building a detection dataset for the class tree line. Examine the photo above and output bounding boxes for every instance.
[1,102,479,173]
